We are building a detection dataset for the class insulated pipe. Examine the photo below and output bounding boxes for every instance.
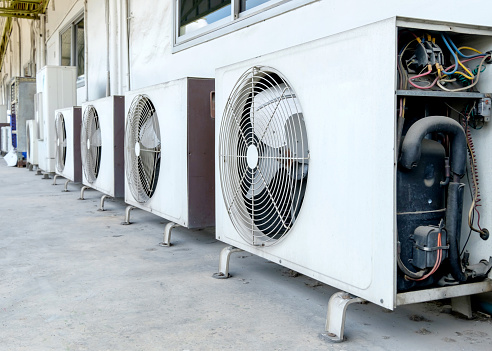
[15,19,21,76]
[84,0,89,101]
[446,182,467,282]
[400,116,467,179]
[39,14,46,67]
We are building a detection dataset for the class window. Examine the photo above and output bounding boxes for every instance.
[60,16,85,85]
[175,0,313,50]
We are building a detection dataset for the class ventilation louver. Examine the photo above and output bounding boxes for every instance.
[81,106,102,184]
[219,67,309,246]
[125,95,161,203]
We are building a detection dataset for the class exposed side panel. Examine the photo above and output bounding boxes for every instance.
[13,79,36,154]
[215,19,397,308]
[113,96,125,198]
[72,107,82,183]
[187,78,215,228]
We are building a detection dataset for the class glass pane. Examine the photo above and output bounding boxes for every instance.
[241,0,270,11]
[76,19,85,76]
[179,0,231,36]
[60,28,71,66]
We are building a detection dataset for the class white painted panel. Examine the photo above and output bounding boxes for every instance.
[81,96,117,196]
[36,66,77,172]
[215,18,397,308]
[124,79,189,226]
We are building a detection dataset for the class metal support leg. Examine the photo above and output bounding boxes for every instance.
[52,174,61,185]
[42,173,50,179]
[320,291,365,342]
[121,206,136,225]
[98,195,112,211]
[35,169,42,175]
[78,186,90,200]
[27,163,33,171]
[159,222,179,247]
[62,179,71,192]
[212,246,243,279]
[452,295,473,319]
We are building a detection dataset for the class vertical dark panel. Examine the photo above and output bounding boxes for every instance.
[113,96,126,198]
[187,78,215,228]
[73,107,82,182]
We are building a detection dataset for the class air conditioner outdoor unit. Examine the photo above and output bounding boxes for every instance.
[36,66,77,174]
[9,77,36,156]
[1,126,9,153]
[80,96,125,210]
[123,77,215,245]
[54,107,82,191]
[26,120,38,169]
[214,17,492,341]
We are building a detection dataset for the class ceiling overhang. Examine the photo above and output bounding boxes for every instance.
[0,1,50,72]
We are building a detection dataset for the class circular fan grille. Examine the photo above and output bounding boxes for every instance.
[55,112,67,173]
[125,95,161,203]
[81,106,102,183]
[219,66,309,246]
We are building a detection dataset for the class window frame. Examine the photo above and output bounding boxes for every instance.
[173,0,316,52]
[59,13,85,87]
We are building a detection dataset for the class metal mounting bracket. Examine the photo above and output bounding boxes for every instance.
[98,195,112,211]
[159,222,179,247]
[121,206,136,225]
[320,291,365,342]
[62,179,71,192]
[52,174,61,185]
[212,246,243,279]
[78,186,90,200]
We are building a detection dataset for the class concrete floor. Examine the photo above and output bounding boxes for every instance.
[1,157,491,351]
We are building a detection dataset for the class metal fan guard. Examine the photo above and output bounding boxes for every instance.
[125,94,161,203]
[81,106,101,184]
[55,112,66,173]
[219,66,309,246]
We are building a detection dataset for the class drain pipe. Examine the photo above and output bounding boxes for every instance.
[105,0,110,96]
[15,19,21,76]
[84,0,89,101]
[124,0,130,92]
[39,14,46,68]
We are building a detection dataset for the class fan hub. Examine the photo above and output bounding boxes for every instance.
[86,138,91,150]
[135,142,141,157]
[246,144,259,169]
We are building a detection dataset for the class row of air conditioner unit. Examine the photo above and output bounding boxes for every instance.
[33,17,492,341]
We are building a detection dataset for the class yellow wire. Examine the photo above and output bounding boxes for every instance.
[455,55,474,80]
[458,46,482,55]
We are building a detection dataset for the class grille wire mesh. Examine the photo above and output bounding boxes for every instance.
[125,94,161,203]
[55,112,67,173]
[219,66,309,246]
[81,106,102,184]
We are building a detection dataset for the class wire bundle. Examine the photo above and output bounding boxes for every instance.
[399,33,491,92]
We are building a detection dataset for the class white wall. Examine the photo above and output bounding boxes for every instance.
[126,0,492,90]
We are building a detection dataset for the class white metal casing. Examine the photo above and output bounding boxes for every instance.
[26,120,38,165]
[36,66,77,173]
[124,78,215,229]
[1,127,9,152]
[81,96,125,197]
[215,17,492,310]
[54,107,82,182]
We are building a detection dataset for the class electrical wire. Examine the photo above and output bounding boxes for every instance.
[437,54,490,92]
[444,33,485,58]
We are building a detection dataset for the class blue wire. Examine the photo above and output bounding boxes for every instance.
[443,33,484,59]
[440,34,458,75]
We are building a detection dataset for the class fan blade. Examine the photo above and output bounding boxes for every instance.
[62,139,67,147]
[243,143,280,199]
[139,113,160,149]
[138,149,159,194]
[91,128,102,147]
